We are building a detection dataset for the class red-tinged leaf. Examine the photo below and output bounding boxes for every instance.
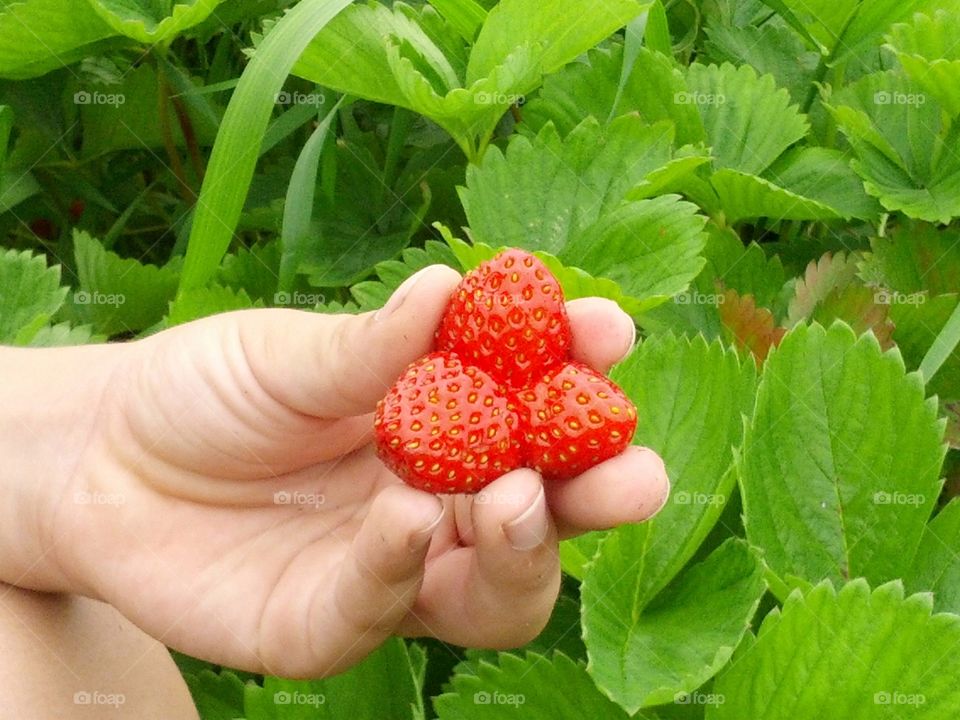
[786,251,860,326]
[812,284,895,350]
[719,289,785,363]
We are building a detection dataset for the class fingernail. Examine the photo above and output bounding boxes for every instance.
[616,316,637,364]
[503,485,548,551]
[636,446,671,518]
[376,267,431,321]
[409,503,445,550]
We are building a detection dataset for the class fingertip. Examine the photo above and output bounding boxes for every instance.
[566,297,636,371]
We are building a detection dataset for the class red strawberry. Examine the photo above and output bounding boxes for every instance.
[436,248,572,389]
[374,352,524,494]
[519,362,637,481]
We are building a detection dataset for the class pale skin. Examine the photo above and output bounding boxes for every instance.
[0,265,670,713]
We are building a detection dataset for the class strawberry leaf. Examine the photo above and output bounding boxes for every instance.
[739,322,946,595]
[827,71,960,224]
[718,289,785,363]
[906,499,960,614]
[785,251,859,326]
[583,538,766,713]
[245,638,426,719]
[461,117,707,310]
[708,580,960,719]
[350,240,459,312]
[886,10,960,116]
[70,230,180,336]
[85,0,229,43]
[164,285,262,327]
[183,669,246,720]
[434,651,642,719]
[0,247,67,343]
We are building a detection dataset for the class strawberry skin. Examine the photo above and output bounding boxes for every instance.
[519,362,637,481]
[374,352,523,493]
[435,249,572,389]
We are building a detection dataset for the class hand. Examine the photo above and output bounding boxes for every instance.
[7,266,670,678]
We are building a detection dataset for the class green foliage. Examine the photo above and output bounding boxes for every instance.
[2,0,960,717]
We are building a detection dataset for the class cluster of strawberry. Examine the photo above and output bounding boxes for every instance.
[374,249,637,494]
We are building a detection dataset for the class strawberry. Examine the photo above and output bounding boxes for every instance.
[435,248,572,389]
[374,352,523,494]
[519,362,637,481]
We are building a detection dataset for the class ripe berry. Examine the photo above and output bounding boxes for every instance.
[519,362,637,481]
[373,352,523,494]
[435,248,572,389]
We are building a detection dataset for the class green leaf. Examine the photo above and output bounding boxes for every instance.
[434,651,637,719]
[865,222,960,296]
[596,333,757,606]
[72,230,180,336]
[179,0,355,292]
[890,294,960,403]
[685,62,808,175]
[583,539,766,713]
[524,43,705,145]
[921,300,960,387]
[906,499,960,614]
[466,0,646,83]
[708,580,960,719]
[245,638,425,720]
[84,0,229,43]
[703,21,819,105]
[165,285,261,326]
[558,195,707,311]
[759,0,924,61]
[710,169,844,222]
[461,118,707,310]
[278,99,341,293]
[887,11,960,116]
[183,669,246,720]
[217,242,281,306]
[827,71,960,224]
[0,248,67,343]
[426,0,486,41]
[19,322,101,347]
[0,0,117,79]
[739,322,946,594]
[350,240,459,312]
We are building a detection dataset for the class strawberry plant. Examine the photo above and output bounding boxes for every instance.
[3,0,960,717]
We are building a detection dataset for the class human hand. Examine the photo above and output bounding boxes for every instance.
[4,266,669,678]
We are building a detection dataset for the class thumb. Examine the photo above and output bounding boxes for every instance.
[236,265,461,418]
